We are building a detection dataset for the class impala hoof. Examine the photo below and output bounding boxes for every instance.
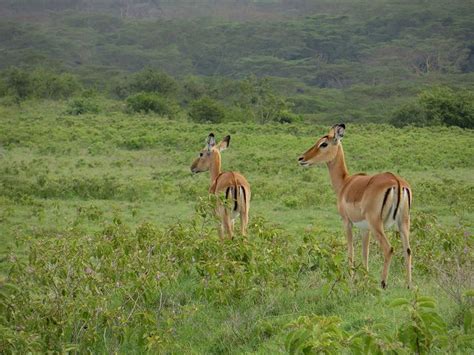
[381,280,387,289]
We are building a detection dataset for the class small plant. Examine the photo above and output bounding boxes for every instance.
[285,315,346,354]
[390,292,448,353]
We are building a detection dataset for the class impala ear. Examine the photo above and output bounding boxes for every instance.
[333,123,345,143]
[218,135,231,151]
[207,133,216,151]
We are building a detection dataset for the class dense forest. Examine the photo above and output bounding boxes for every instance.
[0,0,473,124]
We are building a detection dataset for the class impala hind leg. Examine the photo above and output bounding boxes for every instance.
[398,212,412,288]
[369,221,393,289]
[215,206,225,239]
[240,208,249,236]
[239,187,250,236]
[361,230,370,271]
[223,210,234,239]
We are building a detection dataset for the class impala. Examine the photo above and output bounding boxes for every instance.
[298,124,412,288]
[191,133,251,239]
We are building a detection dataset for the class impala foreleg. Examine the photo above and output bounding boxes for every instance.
[361,230,370,271]
[343,220,354,273]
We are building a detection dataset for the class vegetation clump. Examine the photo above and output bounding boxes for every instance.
[0,68,81,103]
[126,92,177,116]
[391,87,474,128]
[65,97,100,115]
[188,96,226,123]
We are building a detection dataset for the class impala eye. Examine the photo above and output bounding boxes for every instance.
[320,142,328,148]
[199,153,203,157]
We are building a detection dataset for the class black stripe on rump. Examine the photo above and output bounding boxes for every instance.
[380,188,391,218]
[233,185,238,211]
[241,186,247,206]
[393,180,401,219]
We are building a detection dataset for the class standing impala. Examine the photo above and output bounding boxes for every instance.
[298,124,412,288]
[191,133,251,239]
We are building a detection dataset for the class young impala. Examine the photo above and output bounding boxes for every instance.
[298,124,413,288]
[191,133,251,239]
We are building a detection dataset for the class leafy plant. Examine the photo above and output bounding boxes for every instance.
[285,315,346,354]
[390,293,448,353]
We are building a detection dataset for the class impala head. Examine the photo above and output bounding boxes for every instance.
[190,133,230,173]
[298,123,345,166]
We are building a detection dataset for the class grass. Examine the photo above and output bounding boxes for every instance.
[0,99,473,353]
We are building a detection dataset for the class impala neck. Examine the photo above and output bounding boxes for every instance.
[209,149,222,186]
[326,144,349,194]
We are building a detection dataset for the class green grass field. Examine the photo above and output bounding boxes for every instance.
[0,100,473,353]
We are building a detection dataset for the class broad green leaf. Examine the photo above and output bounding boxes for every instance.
[389,298,409,307]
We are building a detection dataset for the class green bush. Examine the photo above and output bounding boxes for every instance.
[275,110,303,124]
[1,67,32,101]
[122,68,178,97]
[188,96,225,123]
[30,69,81,99]
[65,97,100,115]
[126,92,177,116]
[391,87,474,128]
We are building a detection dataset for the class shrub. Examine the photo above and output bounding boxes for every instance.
[391,87,474,128]
[30,69,81,99]
[188,96,225,123]
[1,67,32,101]
[65,97,100,115]
[126,92,177,116]
[0,68,81,101]
[275,110,303,124]
[129,68,178,96]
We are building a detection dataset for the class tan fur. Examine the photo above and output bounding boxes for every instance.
[298,124,413,288]
[191,134,251,239]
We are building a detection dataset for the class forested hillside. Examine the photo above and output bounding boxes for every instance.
[1,0,473,123]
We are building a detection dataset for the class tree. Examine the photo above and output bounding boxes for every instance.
[237,76,291,123]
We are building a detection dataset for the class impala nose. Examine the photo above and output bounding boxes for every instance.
[298,156,309,166]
